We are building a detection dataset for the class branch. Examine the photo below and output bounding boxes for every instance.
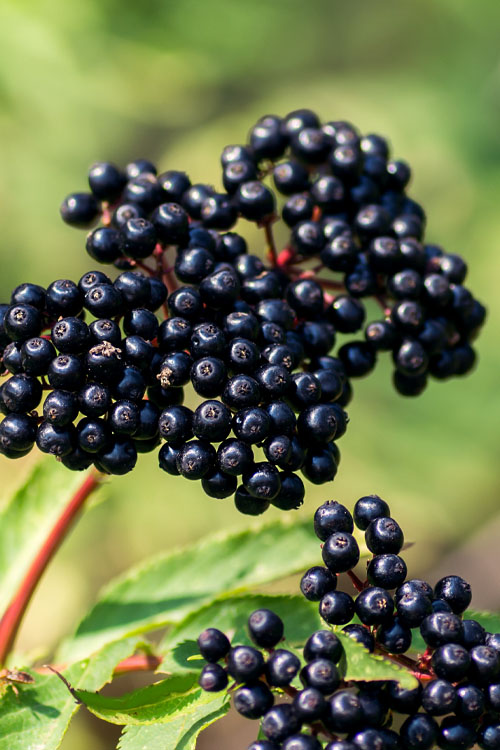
[0,470,104,665]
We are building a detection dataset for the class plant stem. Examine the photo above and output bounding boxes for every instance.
[0,470,103,666]
[262,216,278,267]
[347,569,365,592]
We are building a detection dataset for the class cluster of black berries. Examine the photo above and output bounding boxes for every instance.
[0,271,167,473]
[198,494,500,749]
[0,266,349,510]
[0,108,485,500]
[59,108,485,398]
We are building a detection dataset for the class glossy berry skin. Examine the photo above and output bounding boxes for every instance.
[197,627,230,662]
[341,624,375,652]
[234,485,269,515]
[248,608,284,648]
[297,404,339,445]
[21,337,57,374]
[176,440,215,480]
[0,414,37,454]
[320,591,355,626]
[314,501,353,540]
[420,612,464,648]
[236,181,275,221]
[376,617,412,653]
[10,282,46,310]
[328,295,365,333]
[367,554,407,589]
[36,422,75,457]
[265,649,301,687]
[455,684,485,719]
[51,317,90,354]
[327,690,363,733]
[2,374,43,413]
[282,735,322,750]
[96,436,137,475]
[227,645,264,683]
[43,390,78,427]
[232,407,270,444]
[233,682,274,719]
[261,704,301,742]
[217,438,253,476]
[437,716,476,750]
[243,462,281,500]
[434,576,472,614]
[78,383,111,417]
[300,566,337,601]
[396,591,432,628]
[4,304,42,342]
[77,418,109,453]
[353,495,391,530]
[365,517,404,554]
[201,469,237,499]
[292,687,326,723]
[88,161,126,200]
[422,679,457,716]
[192,400,231,442]
[469,645,500,684]
[462,619,486,648]
[478,723,500,750]
[84,284,123,318]
[60,192,100,227]
[223,375,261,410]
[304,631,343,663]
[355,587,394,626]
[198,663,228,692]
[322,532,360,573]
[431,643,471,681]
[400,714,438,750]
[272,471,305,510]
[158,443,181,475]
[300,658,340,695]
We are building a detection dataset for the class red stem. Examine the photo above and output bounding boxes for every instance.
[347,570,365,592]
[0,470,103,666]
[113,653,163,675]
[261,216,278,267]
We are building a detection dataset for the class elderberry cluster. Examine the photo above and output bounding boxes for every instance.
[198,494,500,749]
[0,108,486,505]
[60,108,485,398]
[0,264,349,507]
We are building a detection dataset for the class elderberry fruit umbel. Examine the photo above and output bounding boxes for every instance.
[0,108,485,512]
[198,494,500,749]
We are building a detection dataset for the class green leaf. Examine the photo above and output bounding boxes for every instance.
[117,695,228,750]
[74,673,230,726]
[336,631,418,689]
[160,594,322,674]
[0,637,136,750]
[0,460,98,615]
[59,517,333,661]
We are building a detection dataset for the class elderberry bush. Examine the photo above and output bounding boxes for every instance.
[198,494,500,750]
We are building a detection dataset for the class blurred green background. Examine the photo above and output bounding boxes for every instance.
[0,0,499,746]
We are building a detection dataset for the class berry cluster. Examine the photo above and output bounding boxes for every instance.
[60,109,485,398]
[198,494,500,749]
[0,109,485,508]
[0,266,348,506]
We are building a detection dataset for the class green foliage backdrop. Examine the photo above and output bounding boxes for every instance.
[0,1,498,746]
